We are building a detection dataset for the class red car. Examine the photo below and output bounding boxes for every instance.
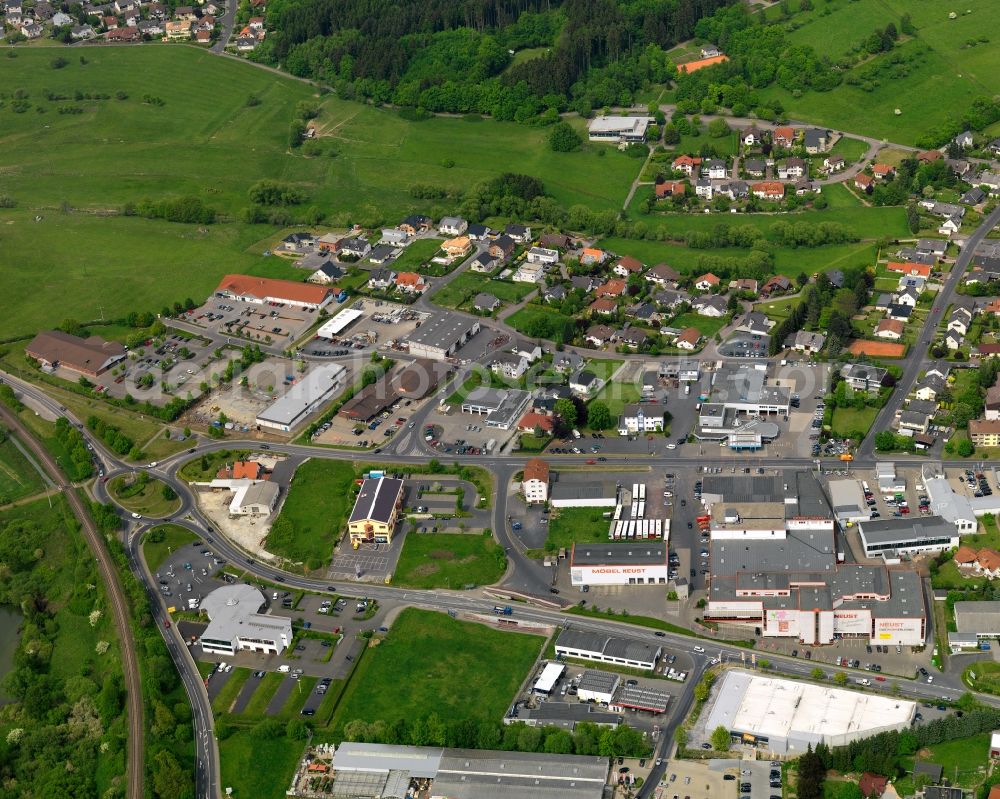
[586,459,596,465]
[164,620,171,628]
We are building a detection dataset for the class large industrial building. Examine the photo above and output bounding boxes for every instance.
[694,364,789,449]
[324,742,609,799]
[215,274,338,309]
[949,601,1000,651]
[406,312,480,360]
[199,584,293,656]
[569,542,670,587]
[857,515,960,560]
[554,629,661,671]
[347,476,405,546]
[26,330,126,377]
[702,471,927,646]
[255,363,347,432]
[703,670,916,754]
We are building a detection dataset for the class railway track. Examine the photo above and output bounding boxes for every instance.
[0,405,145,799]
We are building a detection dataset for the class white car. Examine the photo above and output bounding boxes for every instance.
[926,675,934,684]
[666,443,676,450]
[147,461,158,468]
[693,645,705,653]
[131,512,141,519]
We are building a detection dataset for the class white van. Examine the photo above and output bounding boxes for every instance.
[278,664,290,673]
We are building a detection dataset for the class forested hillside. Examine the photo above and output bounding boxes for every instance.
[256,0,732,117]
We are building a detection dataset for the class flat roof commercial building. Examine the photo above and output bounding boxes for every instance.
[611,685,671,715]
[513,703,622,731]
[26,330,126,377]
[215,273,336,309]
[328,742,609,799]
[555,629,661,671]
[954,601,1000,637]
[229,480,279,516]
[857,515,959,560]
[406,312,480,360]
[704,670,915,754]
[550,482,618,508]
[460,387,531,430]
[587,115,652,143]
[576,670,620,704]
[255,363,347,432]
[199,584,292,656]
[533,662,566,695]
[347,476,405,545]
[569,542,670,586]
[317,307,364,338]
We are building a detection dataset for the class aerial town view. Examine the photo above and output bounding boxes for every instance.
[6,1,1000,799]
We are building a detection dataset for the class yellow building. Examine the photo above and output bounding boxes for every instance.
[347,476,404,546]
[441,236,472,257]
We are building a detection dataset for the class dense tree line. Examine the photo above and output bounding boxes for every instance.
[127,196,216,225]
[872,158,959,207]
[261,0,730,116]
[768,269,872,356]
[86,414,135,457]
[54,416,95,480]
[338,715,651,757]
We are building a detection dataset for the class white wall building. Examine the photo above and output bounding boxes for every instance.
[199,584,292,656]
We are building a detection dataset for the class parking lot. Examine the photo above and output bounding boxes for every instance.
[717,333,770,358]
[659,759,731,799]
[311,393,412,449]
[304,299,427,358]
[182,296,320,348]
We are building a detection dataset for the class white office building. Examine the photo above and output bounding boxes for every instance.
[199,584,293,656]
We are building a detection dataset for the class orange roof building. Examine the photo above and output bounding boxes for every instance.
[595,279,627,298]
[887,261,931,278]
[677,54,728,73]
[215,274,334,308]
[518,412,554,433]
[589,297,618,315]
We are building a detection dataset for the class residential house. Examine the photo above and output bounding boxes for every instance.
[956,547,1000,578]
[570,275,600,293]
[626,302,659,325]
[518,413,554,436]
[948,307,973,336]
[793,179,818,196]
[543,284,566,304]
[672,155,702,176]
[962,187,987,206]
[613,256,643,278]
[694,272,720,291]
[585,325,616,347]
[552,353,582,374]
[505,224,532,244]
[473,293,501,313]
[675,327,702,350]
[588,298,618,316]
[367,269,396,291]
[137,19,164,35]
[802,128,831,153]
[394,272,427,294]
[467,223,493,241]
[786,330,826,354]
[915,374,946,402]
[489,235,516,260]
[970,419,1000,447]
[887,261,932,278]
[730,278,759,294]
[874,319,905,340]
[336,237,371,259]
[654,289,687,311]
[940,215,962,236]
[743,159,766,178]
[105,24,139,40]
[20,20,42,36]
[700,45,721,58]
[886,303,913,322]
[693,295,728,318]
[778,158,806,179]
[773,126,796,148]
[855,173,874,193]
[872,163,895,180]
[165,18,191,37]
[595,279,627,298]
[760,275,792,298]
[618,328,648,350]
[703,159,728,179]
[945,330,964,351]
[954,130,974,149]
[308,262,344,285]
[751,181,785,200]
[380,228,409,247]
[737,311,774,336]
[990,138,1000,157]
[579,247,606,266]
[859,774,889,799]
[540,233,572,250]
[490,352,529,380]
[718,180,749,200]
[840,363,889,394]
[71,24,96,37]
[469,252,498,273]
[946,159,972,178]
[368,245,397,265]
[824,155,846,172]
[398,215,432,235]
[916,239,948,258]
[985,384,1000,420]
[438,217,468,236]
[695,179,714,200]
[646,263,682,289]
[526,247,559,266]
[896,286,920,308]
[512,262,545,284]
[874,293,894,311]
[976,172,1000,195]
[569,369,600,397]
[52,10,72,25]
[655,180,687,199]
[741,126,765,147]
[826,270,845,289]
[441,236,472,258]
[617,402,668,434]
[980,343,1000,359]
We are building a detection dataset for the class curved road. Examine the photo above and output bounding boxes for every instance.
[0,403,145,799]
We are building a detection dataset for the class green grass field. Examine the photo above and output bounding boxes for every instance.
[143,524,198,573]
[505,305,575,337]
[108,474,182,517]
[757,0,1000,144]
[218,729,305,799]
[0,435,46,504]
[964,662,1000,696]
[670,312,727,337]
[389,238,444,272]
[431,272,535,310]
[830,406,879,438]
[588,380,642,419]
[266,458,356,568]
[546,506,613,549]
[0,46,640,339]
[329,608,542,733]
[392,531,505,589]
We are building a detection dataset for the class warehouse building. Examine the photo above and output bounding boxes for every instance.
[611,685,671,715]
[569,541,670,586]
[512,703,623,731]
[316,307,364,338]
[587,115,652,143]
[576,670,621,704]
[828,479,872,524]
[555,629,661,670]
[229,481,280,516]
[199,584,293,656]
[215,274,338,309]
[550,482,619,508]
[406,312,480,360]
[26,330,126,377]
[347,475,405,546]
[327,742,609,799]
[460,386,531,430]
[857,515,960,560]
[533,662,566,695]
[703,670,915,754]
[255,363,347,432]
[953,601,1000,641]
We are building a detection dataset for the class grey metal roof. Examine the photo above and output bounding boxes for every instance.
[348,477,404,525]
[954,600,1000,633]
[433,748,608,799]
[332,742,442,778]
[550,482,617,502]
[555,630,660,665]
[406,311,477,350]
[517,702,622,728]
[571,542,667,566]
[711,530,836,577]
[858,515,955,546]
[614,684,671,712]
[577,669,620,695]
[255,363,346,427]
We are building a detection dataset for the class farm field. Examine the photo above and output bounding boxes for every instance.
[392,531,506,589]
[756,0,1000,143]
[431,272,536,310]
[266,459,357,569]
[0,435,46,504]
[329,608,543,733]
[0,46,641,339]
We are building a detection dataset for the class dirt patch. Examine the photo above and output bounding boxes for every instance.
[409,563,440,577]
[194,487,279,561]
[849,339,906,358]
[428,550,456,560]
